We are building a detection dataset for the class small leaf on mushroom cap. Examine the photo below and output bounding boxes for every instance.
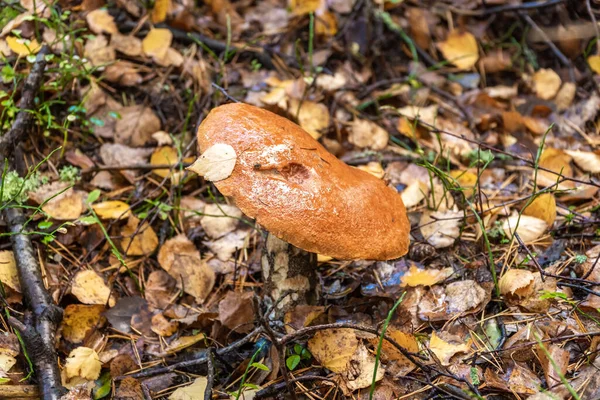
[187,143,237,182]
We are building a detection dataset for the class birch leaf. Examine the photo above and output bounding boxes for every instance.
[187,143,237,182]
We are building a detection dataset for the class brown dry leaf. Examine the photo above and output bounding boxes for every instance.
[161,333,206,355]
[564,150,600,173]
[287,99,330,139]
[284,305,325,333]
[86,9,118,34]
[499,269,535,297]
[400,265,454,287]
[157,234,216,302]
[536,344,569,389]
[151,0,171,23]
[419,209,461,249]
[0,332,19,373]
[532,69,561,100]
[29,182,84,220]
[307,328,358,373]
[429,331,471,366]
[204,229,249,261]
[5,36,41,56]
[407,8,431,50]
[168,377,207,400]
[99,144,153,178]
[479,49,512,73]
[502,214,548,242]
[315,11,337,36]
[484,362,542,395]
[0,39,10,56]
[0,251,20,292]
[445,280,488,314]
[370,327,418,375]
[71,270,115,307]
[155,47,184,67]
[121,216,159,256]
[588,55,600,74]
[65,347,102,380]
[343,343,385,391]
[151,313,179,336]
[554,82,576,111]
[92,201,131,220]
[104,61,142,86]
[84,34,115,67]
[396,104,438,126]
[400,181,428,208]
[437,30,479,70]
[142,28,172,60]
[114,105,161,147]
[218,291,255,333]
[61,304,105,344]
[522,116,549,135]
[348,119,389,150]
[200,203,242,239]
[110,33,142,56]
[522,193,556,226]
[537,148,573,190]
[187,143,237,182]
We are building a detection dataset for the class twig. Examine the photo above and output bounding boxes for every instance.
[204,348,216,400]
[443,0,565,16]
[254,375,337,399]
[0,46,50,166]
[0,385,39,398]
[81,162,191,173]
[211,83,240,103]
[514,233,546,281]
[121,327,262,380]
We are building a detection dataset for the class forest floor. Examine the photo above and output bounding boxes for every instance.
[1,0,600,399]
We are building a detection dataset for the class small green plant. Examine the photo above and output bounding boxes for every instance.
[286,344,311,371]
[466,149,494,165]
[250,59,262,71]
[59,165,80,184]
[0,170,43,204]
[574,254,588,264]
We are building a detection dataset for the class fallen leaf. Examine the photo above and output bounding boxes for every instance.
[114,106,161,147]
[110,33,142,56]
[445,280,487,314]
[588,54,600,74]
[151,0,171,23]
[154,47,184,67]
[536,344,569,389]
[554,82,576,111]
[437,30,479,70]
[356,162,385,179]
[0,332,19,373]
[29,182,84,220]
[84,34,115,67]
[407,7,431,50]
[289,0,320,15]
[537,148,573,190]
[204,229,249,261]
[369,327,418,376]
[99,144,153,176]
[86,9,118,34]
[449,170,477,198]
[200,203,242,239]
[121,216,159,256]
[92,200,132,220]
[71,270,115,307]
[400,181,428,208]
[288,99,330,140]
[0,251,20,292]
[65,347,102,380]
[315,11,337,36]
[502,214,548,242]
[6,36,41,56]
[396,105,438,126]
[61,304,106,344]
[564,150,600,173]
[104,296,147,333]
[187,143,237,182]
[308,328,358,373]
[499,269,535,297]
[522,193,556,226]
[429,331,471,366]
[532,69,561,100]
[151,313,179,336]
[348,119,389,150]
[218,291,255,333]
[169,377,207,400]
[157,234,216,302]
[150,146,179,179]
[161,333,206,355]
[104,61,142,86]
[400,265,454,287]
[142,28,172,60]
[419,209,461,248]
[343,343,385,391]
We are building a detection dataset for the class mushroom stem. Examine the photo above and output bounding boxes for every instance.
[261,233,318,315]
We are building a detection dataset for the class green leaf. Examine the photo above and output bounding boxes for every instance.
[78,215,98,225]
[293,344,303,355]
[0,377,10,384]
[250,362,270,372]
[93,372,112,399]
[470,367,480,386]
[37,220,53,229]
[286,355,300,371]
[87,189,101,204]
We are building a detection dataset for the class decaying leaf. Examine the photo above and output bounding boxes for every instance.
[65,347,102,380]
[204,229,250,261]
[121,216,159,256]
[61,304,106,344]
[157,234,216,302]
[218,291,255,333]
[308,328,358,373]
[396,105,438,126]
[348,119,389,150]
[444,280,487,314]
[343,343,385,391]
[499,269,535,297]
[564,150,600,173]
[0,251,20,292]
[369,327,419,376]
[502,214,548,242]
[429,331,471,366]
[437,30,479,70]
[110,33,142,56]
[0,332,19,373]
[201,203,242,239]
[420,209,461,249]
[71,270,115,307]
[114,106,161,147]
[86,9,118,34]
[532,68,561,100]
[356,162,385,179]
[169,377,207,400]
[92,200,132,220]
[400,181,428,208]
[400,265,454,287]
[151,313,179,336]
[29,181,84,220]
[522,193,556,227]
[187,143,237,182]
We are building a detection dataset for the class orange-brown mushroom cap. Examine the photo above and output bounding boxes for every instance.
[195,103,410,260]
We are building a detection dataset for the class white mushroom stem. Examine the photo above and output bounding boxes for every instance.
[261,233,318,314]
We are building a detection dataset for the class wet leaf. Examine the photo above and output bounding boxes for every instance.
[6,36,41,55]
[502,214,548,242]
[429,331,471,366]
[522,193,556,227]
[400,265,454,287]
[499,269,535,297]
[419,210,461,249]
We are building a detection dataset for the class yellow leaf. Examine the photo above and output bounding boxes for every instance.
[0,251,20,292]
[6,36,41,56]
[348,119,389,150]
[532,69,561,100]
[162,333,206,355]
[502,214,548,242]
[151,0,171,23]
[356,162,385,179]
[419,210,462,249]
[187,143,237,182]
[537,148,573,190]
[169,377,207,400]
[142,28,172,60]
[308,328,358,373]
[430,331,471,366]
[65,347,102,380]
[588,55,600,75]
[522,193,556,227]
[71,270,115,307]
[61,305,105,344]
[449,170,477,198]
[401,180,428,208]
[287,99,330,140]
[92,200,132,220]
[499,269,535,297]
[150,146,179,178]
[369,327,418,375]
[121,216,159,256]
[86,9,118,35]
[437,31,479,70]
[401,265,454,287]
[289,0,321,15]
[315,11,337,36]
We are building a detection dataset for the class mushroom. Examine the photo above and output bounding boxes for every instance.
[188,103,410,311]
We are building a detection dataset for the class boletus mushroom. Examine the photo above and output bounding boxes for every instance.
[188,103,409,311]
